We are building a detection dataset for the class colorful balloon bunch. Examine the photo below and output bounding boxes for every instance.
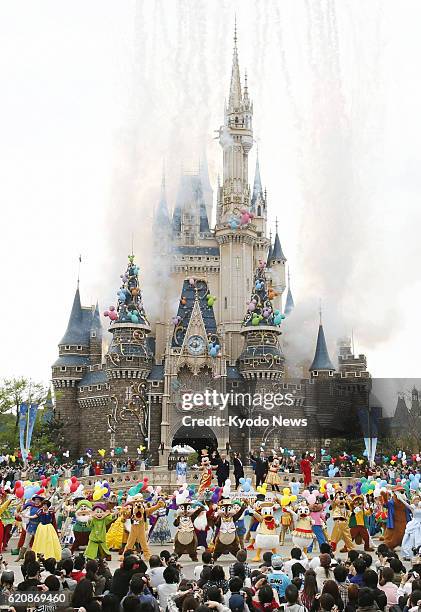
[229,208,254,230]
[208,340,220,358]
[243,266,285,328]
[104,255,148,326]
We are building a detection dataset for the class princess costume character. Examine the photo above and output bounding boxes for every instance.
[32,500,61,561]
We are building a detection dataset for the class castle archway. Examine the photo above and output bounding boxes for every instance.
[172,424,218,454]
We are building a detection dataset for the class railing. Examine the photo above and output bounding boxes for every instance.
[63,467,358,492]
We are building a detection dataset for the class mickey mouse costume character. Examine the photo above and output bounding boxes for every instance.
[198,451,213,496]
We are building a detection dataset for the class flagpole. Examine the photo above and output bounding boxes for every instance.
[25,380,32,467]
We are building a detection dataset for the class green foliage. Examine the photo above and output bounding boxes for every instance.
[0,377,49,429]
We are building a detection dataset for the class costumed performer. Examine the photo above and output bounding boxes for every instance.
[300,452,314,488]
[123,495,165,560]
[71,499,92,552]
[265,457,281,493]
[176,457,188,485]
[0,491,13,553]
[85,502,116,560]
[31,499,61,561]
[198,452,213,496]
[329,491,354,553]
[399,492,421,560]
[18,494,43,560]
[381,486,411,550]
[149,501,172,545]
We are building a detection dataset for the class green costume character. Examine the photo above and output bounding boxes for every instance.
[85,502,115,560]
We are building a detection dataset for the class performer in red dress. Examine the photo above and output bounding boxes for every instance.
[300,452,314,487]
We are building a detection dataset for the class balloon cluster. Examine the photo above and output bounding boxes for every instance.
[128,477,149,498]
[208,340,220,358]
[280,487,297,506]
[229,207,254,230]
[243,264,285,328]
[104,255,148,326]
[239,477,252,493]
[207,295,216,307]
[93,480,111,501]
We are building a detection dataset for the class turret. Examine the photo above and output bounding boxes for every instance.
[267,220,286,312]
[199,152,214,225]
[153,167,172,253]
[89,302,103,364]
[239,262,285,379]
[284,268,294,316]
[309,319,335,378]
[337,337,370,378]
[52,285,92,456]
[104,255,153,453]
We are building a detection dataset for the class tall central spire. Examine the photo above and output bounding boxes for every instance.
[228,20,242,112]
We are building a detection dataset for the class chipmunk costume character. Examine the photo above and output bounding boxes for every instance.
[123,495,164,560]
[290,504,315,553]
[213,498,246,560]
[71,499,92,552]
[381,487,411,550]
[252,496,279,561]
[348,494,373,551]
[173,491,203,561]
[330,491,354,552]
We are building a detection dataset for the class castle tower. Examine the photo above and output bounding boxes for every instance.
[89,303,103,364]
[239,263,285,379]
[215,27,256,362]
[337,337,370,378]
[153,168,172,254]
[52,285,92,456]
[309,319,335,378]
[411,386,421,418]
[104,255,153,453]
[267,220,287,313]
[199,151,214,225]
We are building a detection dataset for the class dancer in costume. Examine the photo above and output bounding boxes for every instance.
[329,491,354,553]
[252,496,280,561]
[265,458,281,492]
[399,492,421,560]
[18,494,43,559]
[31,500,61,561]
[85,502,115,560]
[291,504,315,554]
[381,486,411,550]
[348,494,374,551]
[71,499,92,552]
[149,502,172,545]
[0,492,13,553]
[300,452,314,488]
[176,457,188,485]
[123,496,164,559]
[198,453,213,496]
[173,490,202,561]
[212,498,247,560]
[106,504,131,552]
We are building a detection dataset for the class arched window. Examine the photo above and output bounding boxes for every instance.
[257,205,262,216]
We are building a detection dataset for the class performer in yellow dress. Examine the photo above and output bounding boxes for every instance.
[32,500,61,561]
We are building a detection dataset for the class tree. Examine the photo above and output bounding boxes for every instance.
[0,377,49,430]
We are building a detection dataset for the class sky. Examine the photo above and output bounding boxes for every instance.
[1,0,421,391]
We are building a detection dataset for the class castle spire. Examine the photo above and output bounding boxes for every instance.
[309,319,335,373]
[60,285,84,345]
[251,151,263,211]
[155,163,170,227]
[228,21,242,112]
[284,267,295,315]
[270,219,287,262]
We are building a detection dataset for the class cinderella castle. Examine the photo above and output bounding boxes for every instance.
[52,32,373,464]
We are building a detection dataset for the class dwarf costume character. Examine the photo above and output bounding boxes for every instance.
[213,498,246,560]
[252,496,280,561]
[123,496,164,560]
[32,500,61,561]
[85,502,115,560]
[329,491,354,553]
[71,499,92,552]
[173,492,202,561]
[348,494,374,551]
[382,487,411,550]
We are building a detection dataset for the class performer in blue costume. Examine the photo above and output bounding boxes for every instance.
[18,494,43,560]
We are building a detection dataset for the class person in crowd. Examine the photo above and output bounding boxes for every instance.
[229,551,252,580]
[314,555,334,591]
[202,566,229,600]
[378,567,398,607]
[147,555,166,588]
[266,555,292,602]
[300,570,318,611]
[72,578,102,612]
[157,566,180,611]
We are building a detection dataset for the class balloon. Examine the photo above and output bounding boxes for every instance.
[70,476,78,483]
[50,475,59,487]
[93,490,102,501]
[15,487,24,498]
[98,449,106,457]
[70,482,78,493]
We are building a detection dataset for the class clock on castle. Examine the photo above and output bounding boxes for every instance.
[52,28,374,464]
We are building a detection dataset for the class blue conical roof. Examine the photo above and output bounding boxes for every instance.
[90,302,102,336]
[59,287,91,345]
[251,156,263,211]
[284,287,294,315]
[310,324,335,371]
[270,231,286,262]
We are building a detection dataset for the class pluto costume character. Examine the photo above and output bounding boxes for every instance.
[213,498,246,560]
[330,492,354,552]
[124,496,164,560]
[252,497,280,561]
[173,491,203,561]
